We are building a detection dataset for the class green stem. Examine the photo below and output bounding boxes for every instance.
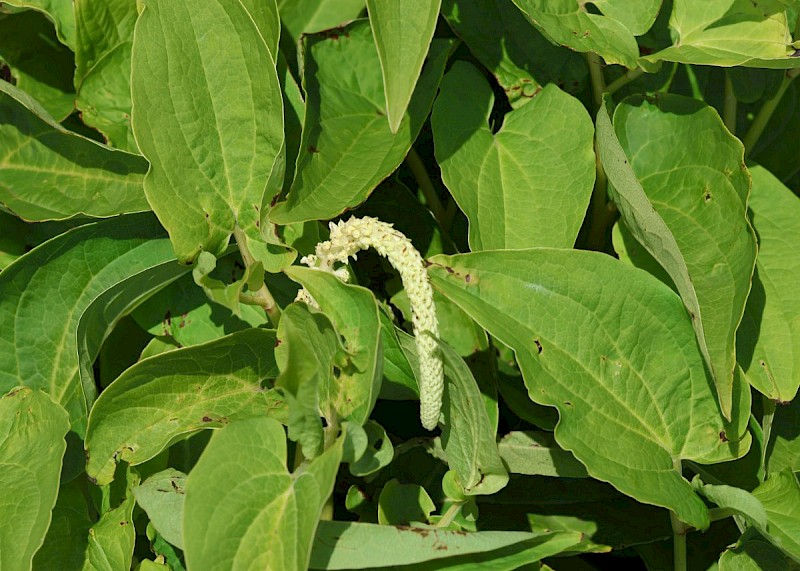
[585,52,606,112]
[743,68,800,156]
[406,148,447,228]
[585,52,615,251]
[670,511,689,571]
[232,226,281,327]
[605,67,645,96]
[723,71,737,135]
[436,501,463,528]
[670,459,689,571]
[760,396,777,482]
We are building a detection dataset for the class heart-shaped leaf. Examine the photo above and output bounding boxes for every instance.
[432,61,595,251]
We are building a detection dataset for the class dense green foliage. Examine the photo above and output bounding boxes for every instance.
[1,0,800,569]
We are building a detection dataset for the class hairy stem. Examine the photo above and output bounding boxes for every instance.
[232,226,281,327]
[605,67,645,95]
[743,68,800,156]
[723,71,737,135]
[406,147,447,227]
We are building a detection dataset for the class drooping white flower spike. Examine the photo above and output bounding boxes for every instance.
[299,216,443,430]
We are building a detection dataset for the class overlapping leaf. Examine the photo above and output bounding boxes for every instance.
[367,0,441,132]
[184,417,343,571]
[85,329,285,485]
[0,9,74,120]
[432,61,595,251]
[441,0,588,108]
[131,0,284,262]
[498,431,589,478]
[73,0,138,150]
[310,522,583,569]
[83,468,139,571]
[0,214,183,435]
[287,267,383,425]
[510,0,661,68]
[3,0,76,49]
[0,387,69,571]
[0,81,148,220]
[438,340,508,496]
[134,469,186,550]
[429,249,751,529]
[269,20,453,224]
[737,165,800,402]
[597,94,757,419]
[642,0,800,70]
[276,303,341,458]
[32,480,92,571]
[277,0,365,42]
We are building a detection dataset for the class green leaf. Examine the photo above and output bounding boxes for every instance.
[377,479,437,525]
[719,535,800,571]
[694,479,770,533]
[0,80,149,220]
[191,251,263,317]
[133,469,186,550]
[131,270,268,348]
[509,0,661,68]
[240,0,281,57]
[0,10,75,120]
[0,214,182,435]
[310,521,583,569]
[643,0,800,70]
[597,94,757,419]
[432,61,595,251]
[83,468,139,571]
[3,0,76,49]
[131,0,284,263]
[379,311,420,400]
[429,249,752,530]
[771,399,800,473]
[269,20,454,224]
[85,329,285,485]
[366,0,441,133]
[348,420,394,476]
[498,431,589,478]
[737,165,800,402]
[441,0,588,109]
[439,340,509,496]
[73,0,138,150]
[0,387,69,571]
[752,470,800,561]
[276,303,340,458]
[287,266,383,425]
[183,416,343,571]
[32,480,92,571]
[277,0,365,42]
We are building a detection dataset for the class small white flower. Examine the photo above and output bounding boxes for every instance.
[300,216,443,430]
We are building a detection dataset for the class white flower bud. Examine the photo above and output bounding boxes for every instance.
[301,216,443,430]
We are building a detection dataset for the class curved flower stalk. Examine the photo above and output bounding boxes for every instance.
[299,216,443,430]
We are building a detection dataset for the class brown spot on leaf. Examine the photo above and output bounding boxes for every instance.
[308,145,319,153]
[202,416,213,422]
[534,339,543,354]
[719,431,728,443]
